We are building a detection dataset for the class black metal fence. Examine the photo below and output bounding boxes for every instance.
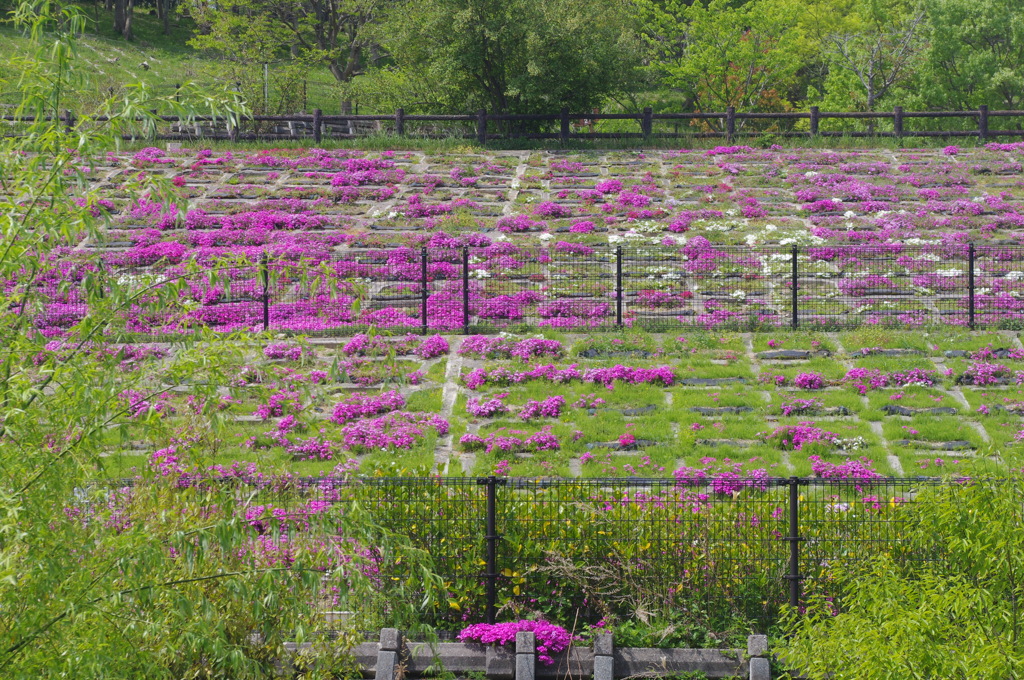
[232,475,958,631]
[6,105,1024,143]
[37,244,1024,335]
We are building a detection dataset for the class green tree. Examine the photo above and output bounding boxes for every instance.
[919,0,1024,111]
[184,1,311,115]
[348,0,645,118]
[185,0,380,88]
[812,0,925,118]
[636,0,805,123]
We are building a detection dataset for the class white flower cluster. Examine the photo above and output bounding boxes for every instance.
[832,436,868,451]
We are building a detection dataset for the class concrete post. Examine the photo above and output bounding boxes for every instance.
[594,632,614,680]
[748,634,769,680]
[515,631,536,680]
[375,628,403,680]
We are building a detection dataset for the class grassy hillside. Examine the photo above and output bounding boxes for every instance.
[0,6,344,113]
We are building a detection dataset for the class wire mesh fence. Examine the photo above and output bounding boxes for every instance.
[198,475,959,631]
[29,244,1024,337]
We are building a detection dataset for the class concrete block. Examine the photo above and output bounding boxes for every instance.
[486,644,515,680]
[374,650,398,680]
[594,632,614,657]
[405,642,486,674]
[747,635,768,657]
[593,653,614,680]
[749,656,770,680]
[614,647,745,679]
[380,628,403,651]
[516,631,536,654]
[516,649,536,680]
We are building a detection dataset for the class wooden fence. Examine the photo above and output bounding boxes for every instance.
[3,106,1024,143]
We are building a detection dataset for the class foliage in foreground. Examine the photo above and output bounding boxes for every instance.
[0,2,394,677]
[780,475,1024,680]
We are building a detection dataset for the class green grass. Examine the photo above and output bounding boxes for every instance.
[84,329,1024,481]
[0,7,345,113]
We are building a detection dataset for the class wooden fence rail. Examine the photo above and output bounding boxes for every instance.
[3,105,1023,144]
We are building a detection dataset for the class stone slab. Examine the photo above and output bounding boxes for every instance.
[613,647,746,679]
[882,405,958,416]
[691,406,754,415]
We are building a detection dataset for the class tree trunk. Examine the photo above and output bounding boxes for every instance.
[866,90,875,135]
[113,0,124,34]
[122,0,134,40]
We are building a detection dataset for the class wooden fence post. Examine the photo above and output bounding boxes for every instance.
[809,106,819,138]
[312,108,322,144]
[726,106,735,142]
[642,106,653,139]
[893,106,904,139]
[979,105,989,142]
[560,107,570,146]
[64,109,74,135]
[395,108,405,137]
[476,109,487,145]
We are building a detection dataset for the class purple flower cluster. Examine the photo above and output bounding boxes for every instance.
[457,620,572,665]
[466,393,511,418]
[762,422,840,450]
[793,372,826,390]
[119,389,175,419]
[463,364,674,390]
[843,367,938,393]
[496,214,546,233]
[809,455,883,481]
[459,426,560,454]
[458,336,564,362]
[340,412,449,451]
[518,396,564,420]
[780,397,824,416]
[957,361,1020,386]
[572,393,606,409]
[672,457,773,495]
[329,390,406,423]
[263,342,310,361]
[254,389,303,419]
[340,333,449,359]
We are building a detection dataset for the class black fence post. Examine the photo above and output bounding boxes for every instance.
[791,245,799,330]
[462,246,470,334]
[726,106,736,141]
[420,247,428,335]
[809,106,819,138]
[968,243,976,330]
[641,106,653,139]
[477,110,487,146]
[616,246,623,327]
[786,477,803,610]
[560,107,570,146]
[260,253,270,332]
[64,109,74,135]
[312,108,322,144]
[979,105,989,142]
[893,106,904,139]
[478,475,502,625]
[396,108,405,137]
